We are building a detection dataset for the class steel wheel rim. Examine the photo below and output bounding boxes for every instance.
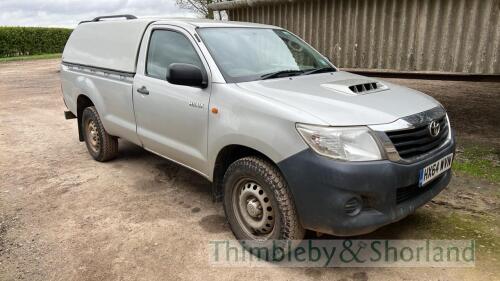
[85,119,100,153]
[232,178,276,239]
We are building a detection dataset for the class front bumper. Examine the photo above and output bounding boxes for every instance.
[278,135,456,236]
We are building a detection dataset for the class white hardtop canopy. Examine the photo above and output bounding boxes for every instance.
[62,16,277,73]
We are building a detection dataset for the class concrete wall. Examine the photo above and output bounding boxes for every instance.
[219,0,500,75]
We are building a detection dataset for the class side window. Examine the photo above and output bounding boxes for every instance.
[146,30,203,80]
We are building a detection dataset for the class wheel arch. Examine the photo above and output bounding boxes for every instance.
[76,94,95,141]
[211,144,280,202]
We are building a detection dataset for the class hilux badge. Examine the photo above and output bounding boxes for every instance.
[189,101,204,109]
[429,120,440,137]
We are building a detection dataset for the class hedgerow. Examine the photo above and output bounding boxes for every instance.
[0,26,72,57]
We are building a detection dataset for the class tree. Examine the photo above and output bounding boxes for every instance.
[176,0,222,19]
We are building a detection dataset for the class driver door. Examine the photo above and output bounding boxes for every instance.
[133,27,211,175]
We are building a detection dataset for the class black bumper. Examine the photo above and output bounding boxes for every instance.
[278,136,456,236]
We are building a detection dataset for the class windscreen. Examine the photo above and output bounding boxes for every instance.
[197,28,333,83]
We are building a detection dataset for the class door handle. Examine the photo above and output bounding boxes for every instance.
[137,86,149,95]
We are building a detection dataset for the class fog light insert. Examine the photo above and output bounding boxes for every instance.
[344,197,362,216]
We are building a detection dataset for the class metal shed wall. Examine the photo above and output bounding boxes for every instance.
[221,0,500,75]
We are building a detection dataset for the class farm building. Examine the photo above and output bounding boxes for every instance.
[209,0,500,76]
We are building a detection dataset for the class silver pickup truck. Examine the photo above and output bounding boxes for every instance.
[61,15,455,245]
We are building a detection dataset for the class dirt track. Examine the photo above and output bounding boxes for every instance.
[0,59,499,281]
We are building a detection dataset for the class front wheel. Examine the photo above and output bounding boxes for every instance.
[223,156,304,258]
[82,106,118,162]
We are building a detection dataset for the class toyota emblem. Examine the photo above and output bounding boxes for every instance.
[429,120,440,137]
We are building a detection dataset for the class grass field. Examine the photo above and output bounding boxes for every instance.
[0,53,61,63]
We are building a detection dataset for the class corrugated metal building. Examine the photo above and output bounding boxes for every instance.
[209,0,500,75]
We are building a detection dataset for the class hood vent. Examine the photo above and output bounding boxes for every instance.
[321,79,389,95]
[349,82,379,94]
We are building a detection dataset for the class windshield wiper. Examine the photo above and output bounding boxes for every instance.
[260,70,304,80]
[301,67,337,76]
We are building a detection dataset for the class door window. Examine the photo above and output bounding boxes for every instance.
[146,30,203,80]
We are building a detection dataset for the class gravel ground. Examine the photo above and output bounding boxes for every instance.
[0,59,499,281]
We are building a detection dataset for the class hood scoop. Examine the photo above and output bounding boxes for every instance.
[321,79,389,95]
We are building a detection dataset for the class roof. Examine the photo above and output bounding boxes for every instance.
[63,16,279,73]
[153,18,278,28]
[78,16,278,29]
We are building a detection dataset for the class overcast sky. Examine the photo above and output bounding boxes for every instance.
[0,0,197,28]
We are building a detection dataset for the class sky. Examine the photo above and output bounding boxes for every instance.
[0,0,197,28]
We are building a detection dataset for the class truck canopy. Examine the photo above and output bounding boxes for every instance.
[62,19,153,73]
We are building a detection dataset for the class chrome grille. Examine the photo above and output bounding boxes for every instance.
[386,116,448,159]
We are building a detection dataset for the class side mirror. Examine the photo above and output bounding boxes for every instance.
[167,63,208,88]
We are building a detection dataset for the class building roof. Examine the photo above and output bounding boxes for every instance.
[209,0,299,10]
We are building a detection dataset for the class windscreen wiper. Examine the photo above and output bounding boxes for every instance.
[301,67,337,76]
[260,70,304,80]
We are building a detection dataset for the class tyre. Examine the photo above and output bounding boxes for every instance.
[223,156,304,260]
[81,106,118,162]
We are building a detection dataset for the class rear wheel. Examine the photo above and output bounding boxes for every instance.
[223,156,304,259]
[82,106,118,162]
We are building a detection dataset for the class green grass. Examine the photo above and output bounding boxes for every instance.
[366,209,500,261]
[453,145,500,184]
[425,211,500,259]
[414,211,499,256]
[0,53,61,63]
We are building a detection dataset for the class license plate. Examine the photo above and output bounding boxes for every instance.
[418,153,453,187]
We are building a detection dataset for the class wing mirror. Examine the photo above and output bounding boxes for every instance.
[167,63,208,88]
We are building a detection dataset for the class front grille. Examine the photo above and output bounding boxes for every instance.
[396,183,423,204]
[396,174,444,204]
[386,116,448,159]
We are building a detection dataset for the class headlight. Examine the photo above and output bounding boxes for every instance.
[296,124,384,161]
